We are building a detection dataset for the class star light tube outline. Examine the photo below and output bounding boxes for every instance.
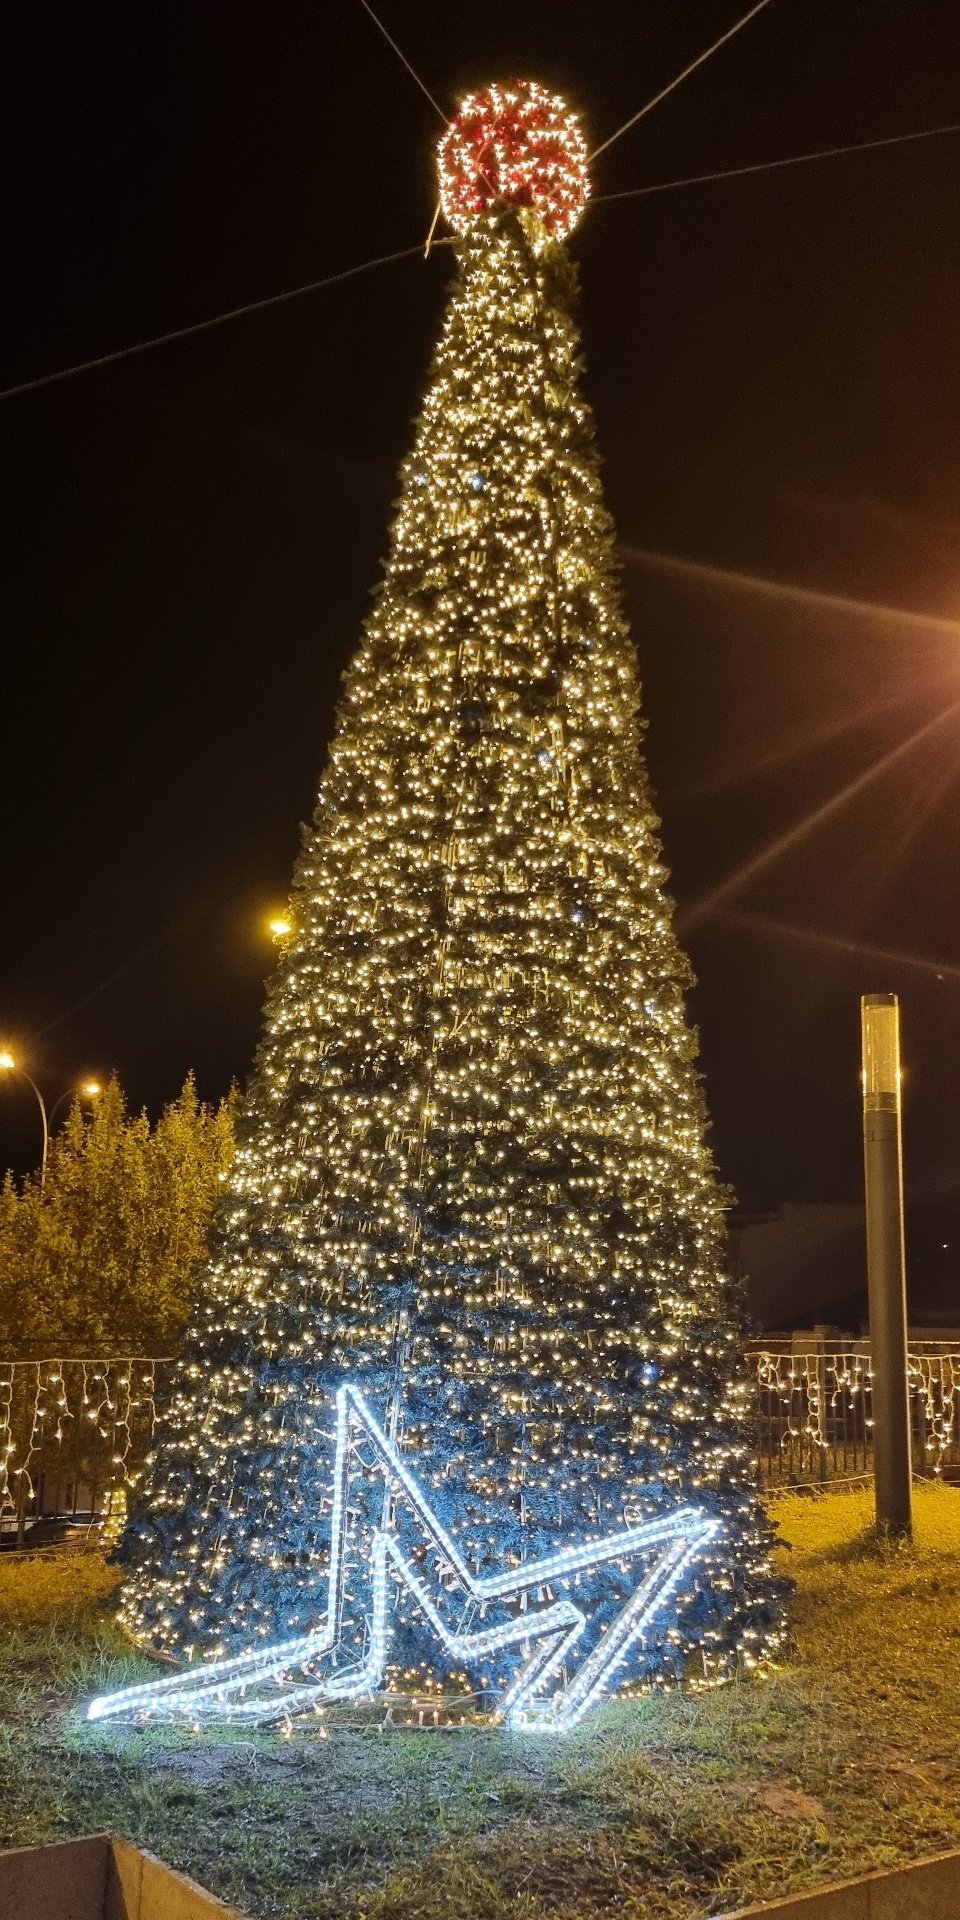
[89,1383,723,1731]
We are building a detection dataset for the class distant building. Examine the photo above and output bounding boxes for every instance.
[728,1203,866,1331]
[729,1198,960,1334]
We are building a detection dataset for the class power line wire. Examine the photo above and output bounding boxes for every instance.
[593,119,960,204]
[0,242,433,404]
[358,0,446,122]
[5,111,956,408]
[591,0,777,161]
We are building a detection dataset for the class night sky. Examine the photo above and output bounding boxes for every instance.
[3,1,960,1235]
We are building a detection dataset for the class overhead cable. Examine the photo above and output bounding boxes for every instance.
[358,0,447,122]
[594,120,960,204]
[590,0,777,162]
[0,243,433,404]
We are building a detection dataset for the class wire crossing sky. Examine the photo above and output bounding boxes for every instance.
[4,1,955,408]
[589,0,777,160]
[4,0,960,1236]
[358,0,447,123]
[593,119,960,204]
[5,115,957,407]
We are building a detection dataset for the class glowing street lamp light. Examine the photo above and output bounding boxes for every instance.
[268,916,292,940]
[0,1052,102,1187]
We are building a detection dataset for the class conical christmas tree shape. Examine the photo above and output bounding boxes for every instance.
[120,84,783,1711]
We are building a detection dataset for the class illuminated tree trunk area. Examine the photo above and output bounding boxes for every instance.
[121,207,782,1698]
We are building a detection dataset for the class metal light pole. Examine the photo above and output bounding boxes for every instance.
[860,994,912,1539]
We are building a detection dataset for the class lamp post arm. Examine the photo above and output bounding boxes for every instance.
[47,1088,79,1133]
[15,1069,49,1187]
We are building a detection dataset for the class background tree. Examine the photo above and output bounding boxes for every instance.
[0,1075,234,1356]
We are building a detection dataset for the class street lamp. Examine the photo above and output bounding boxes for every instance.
[268,915,292,940]
[0,1053,101,1187]
[48,1078,101,1131]
[861,993,912,1539]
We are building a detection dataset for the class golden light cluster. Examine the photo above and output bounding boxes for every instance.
[119,182,783,1702]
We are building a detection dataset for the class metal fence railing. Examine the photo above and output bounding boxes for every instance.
[2,1340,959,1548]
[746,1337,960,1487]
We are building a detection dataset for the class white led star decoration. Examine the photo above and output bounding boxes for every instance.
[89,1383,722,1732]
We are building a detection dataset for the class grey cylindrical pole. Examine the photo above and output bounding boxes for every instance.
[861,993,912,1538]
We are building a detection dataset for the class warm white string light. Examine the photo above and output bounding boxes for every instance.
[0,1358,157,1538]
[754,1345,960,1480]
[115,86,785,1708]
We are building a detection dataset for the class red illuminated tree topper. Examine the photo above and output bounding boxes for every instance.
[438,81,589,241]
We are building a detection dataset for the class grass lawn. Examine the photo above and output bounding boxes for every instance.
[2,1484,960,1919]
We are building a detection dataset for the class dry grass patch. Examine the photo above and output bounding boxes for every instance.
[1,1482,959,1918]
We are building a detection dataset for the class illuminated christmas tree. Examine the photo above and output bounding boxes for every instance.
[116,84,783,1722]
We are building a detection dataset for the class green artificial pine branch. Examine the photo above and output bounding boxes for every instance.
[120,202,785,1699]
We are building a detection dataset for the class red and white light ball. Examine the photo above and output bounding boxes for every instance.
[438,81,589,241]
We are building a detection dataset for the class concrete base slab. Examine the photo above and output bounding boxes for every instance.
[0,1834,249,1920]
[715,1844,960,1918]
